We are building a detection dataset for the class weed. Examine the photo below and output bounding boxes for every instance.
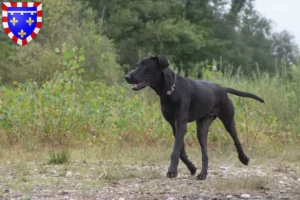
[48,150,70,165]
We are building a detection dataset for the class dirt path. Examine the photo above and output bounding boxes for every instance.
[0,157,299,200]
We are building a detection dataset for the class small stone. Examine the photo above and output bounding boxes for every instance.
[298,178,300,182]
[170,189,177,193]
[118,198,125,200]
[65,171,73,177]
[74,172,81,176]
[4,189,9,193]
[226,195,233,199]
[241,194,250,199]
[280,190,286,193]
[51,170,57,174]
[165,185,172,189]
[279,181,285,184]
[166,197,176,200]
[220,166,228,171]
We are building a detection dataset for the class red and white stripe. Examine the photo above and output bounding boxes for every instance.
[1,2,42,46]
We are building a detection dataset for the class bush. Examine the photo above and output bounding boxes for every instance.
[0,47,299,150]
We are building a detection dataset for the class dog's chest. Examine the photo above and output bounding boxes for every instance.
[160,98,176,119]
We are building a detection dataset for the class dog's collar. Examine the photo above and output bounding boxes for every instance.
[167,73,177,95]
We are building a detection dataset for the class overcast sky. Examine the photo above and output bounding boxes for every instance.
[254,0,300,45]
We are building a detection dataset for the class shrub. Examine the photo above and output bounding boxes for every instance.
[0,47,299,150]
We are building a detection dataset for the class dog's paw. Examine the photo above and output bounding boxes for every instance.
[166,170,178,178]
[197,173,207,180]
[239,155,249,166]
[189,166,197,176]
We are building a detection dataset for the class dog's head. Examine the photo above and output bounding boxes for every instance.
[124,56,169,91]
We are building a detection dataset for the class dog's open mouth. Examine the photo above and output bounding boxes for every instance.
[131,81,149,90]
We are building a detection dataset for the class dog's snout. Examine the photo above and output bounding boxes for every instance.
[124,74,131,82]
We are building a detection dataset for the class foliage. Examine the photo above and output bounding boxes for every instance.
[0,47,299,150]
[80,0,299,76]
[1,0,299,82]
[0,0,299,151]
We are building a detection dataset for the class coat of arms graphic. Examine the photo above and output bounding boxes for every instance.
[1,2,42,46]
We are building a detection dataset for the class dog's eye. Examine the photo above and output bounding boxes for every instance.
[141,65,146,69]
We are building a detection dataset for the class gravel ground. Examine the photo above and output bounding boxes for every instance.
[0,157,299,200]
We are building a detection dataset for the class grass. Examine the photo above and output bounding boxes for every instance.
[48,150,70,164]
[0,64,299,152]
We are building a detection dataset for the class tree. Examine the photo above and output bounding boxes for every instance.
[97,0,209,76]
[79,0,299,77]
[272,31,299,68]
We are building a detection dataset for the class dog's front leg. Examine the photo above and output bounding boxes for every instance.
[166,108,188,178]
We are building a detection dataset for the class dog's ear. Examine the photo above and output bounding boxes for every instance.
[158,56,169,69]
[150,56,169,69]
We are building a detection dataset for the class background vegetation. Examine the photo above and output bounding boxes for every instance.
[0,0,299,153]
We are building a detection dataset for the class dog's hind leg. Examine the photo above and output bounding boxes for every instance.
[196,116,215,180]
[168,119,197,175]
[218,98,249,166]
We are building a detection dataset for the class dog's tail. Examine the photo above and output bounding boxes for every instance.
[224,87,265,103]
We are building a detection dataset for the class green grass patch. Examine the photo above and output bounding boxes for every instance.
[48,150,70,165]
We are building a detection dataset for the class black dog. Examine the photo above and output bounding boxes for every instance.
[124,56,264,180]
